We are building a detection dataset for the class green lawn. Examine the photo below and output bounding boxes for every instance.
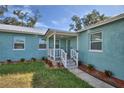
[0,62,93,88]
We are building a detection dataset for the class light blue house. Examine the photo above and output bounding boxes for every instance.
[0,13,124,80]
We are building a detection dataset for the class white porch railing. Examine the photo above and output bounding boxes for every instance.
[55,49,61,58]
[48,49,61,59]
[70,49,78,67]
[48,48,67,68]
[48,48,78,68]
[48,49,54,58]
[60,49,67,68]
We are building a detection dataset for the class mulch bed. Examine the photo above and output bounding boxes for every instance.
[79,64,124,88]
[44,59,54,67]
[57,62,64,68]
[43,59,64,68]
[0,60,43,65]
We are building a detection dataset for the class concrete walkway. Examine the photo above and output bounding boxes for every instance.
[68,68,115,88]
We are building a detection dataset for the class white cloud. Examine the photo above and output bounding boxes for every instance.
[51,20,58,25]
[51,17,68,26]
[35,22,49,28]
[23,5,31,8]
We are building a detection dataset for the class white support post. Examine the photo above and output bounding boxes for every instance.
[77,34,79,51]
[47,37,49,57]
[66,40,68,52]
[76,34,79,67]
[53,33,56,61]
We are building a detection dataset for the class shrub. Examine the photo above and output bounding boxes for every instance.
[87,64,94,70]
[31,57,36,62]
[6,59,12,63]
[42,57,47,61]
[20,58,25,62]
[104,70,113,77]
[78,60,82,66]
[42,57,45,60]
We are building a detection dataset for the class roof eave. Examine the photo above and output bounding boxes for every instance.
[0,29,44,35]
[77,13,124,33]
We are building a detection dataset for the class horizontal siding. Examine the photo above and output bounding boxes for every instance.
[0,32,47,61]
[78,19,124,80]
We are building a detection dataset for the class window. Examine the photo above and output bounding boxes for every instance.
[90,32,102,51]
[39,38,46,49]
[13,36,25,50]
[56,40,60,48]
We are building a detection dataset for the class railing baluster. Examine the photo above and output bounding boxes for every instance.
[70,49,78,67]
[60,49,67,68]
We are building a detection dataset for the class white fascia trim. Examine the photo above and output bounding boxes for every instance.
[13,49,25,51]
[89,50,103,53]
[38,49,47,50]
[56,32,77,36]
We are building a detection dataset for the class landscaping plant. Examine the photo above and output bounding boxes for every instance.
[78,60,82,66]
[6,59,12,63]
[31,57,36,62]
[42,57,45,61]
[104,70,113,77]
[20,58,25,62]
[87,64,94,70]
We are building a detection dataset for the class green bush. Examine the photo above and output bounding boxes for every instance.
[20,58,25,62]
[42,57,45,60]
[87,64,94,70]
[42,57,47,61]
[31,57,36,62]
[78,60,82,66]
[104,70,113,77]
[6,59,12,63]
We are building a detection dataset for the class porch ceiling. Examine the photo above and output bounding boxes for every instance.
[45,28,78,39]
[55,34,76,39]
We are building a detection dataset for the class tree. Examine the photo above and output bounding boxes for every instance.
[13,10,28,26]
[0,6,41,27]
[27,10,41,27]
[82,9,108,26]
[2,17,18,25]
[0,5,8,16]
[69,9,108,31]
[69,15,82,31]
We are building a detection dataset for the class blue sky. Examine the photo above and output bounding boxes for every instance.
[2,5,124,30]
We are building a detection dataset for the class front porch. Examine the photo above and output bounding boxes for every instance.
[45,29,79,68]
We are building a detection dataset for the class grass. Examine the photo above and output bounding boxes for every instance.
[0,62,93,88]
[0,73,33,88]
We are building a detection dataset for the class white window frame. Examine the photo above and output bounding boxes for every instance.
[13,36,25,50]
[89,31,103,52]
[38,38,47,50]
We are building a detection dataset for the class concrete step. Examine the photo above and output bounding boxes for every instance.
[66,59,77,69]
[66,65,77,69]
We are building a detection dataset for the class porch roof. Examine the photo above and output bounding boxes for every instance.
[0,23,45,35]
[45,28,78,38]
